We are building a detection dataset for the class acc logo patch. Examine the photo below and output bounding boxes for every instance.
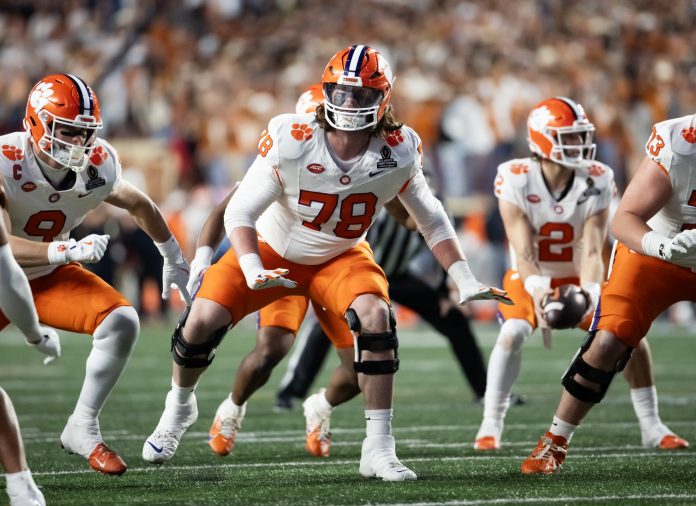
[21,182,37,192]
[291,123,313,141]
[2,145,23,161]
[526,194,541,203]
[307,163,325,174]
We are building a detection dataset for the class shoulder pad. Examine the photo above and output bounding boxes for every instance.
[577,160,614,188]
[0,132,28,177]
[660,114,696,156]
[268,113,318,161]
[497,158,532,189]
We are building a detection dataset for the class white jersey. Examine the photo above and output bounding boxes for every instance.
[645,114,696,238]
[251,114,424,264]
[0,132,121,279]
[494,157,614,278]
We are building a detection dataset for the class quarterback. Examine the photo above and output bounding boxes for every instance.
[144,44,510,481]
[521,113,696,474]
[0,74,191,475]
[475,98,687,453]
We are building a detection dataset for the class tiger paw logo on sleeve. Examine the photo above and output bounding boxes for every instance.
[291,123,314,141]
[2,145,24,161]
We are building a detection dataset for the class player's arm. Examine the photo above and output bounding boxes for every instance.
[223,157,295,290]
[0,183,60,361]
[397,170,511,305]
[106,180,191,303]
[185,185,238,295]
[612,156,672,253]
[579,207,609,309]
[384,197,416,230]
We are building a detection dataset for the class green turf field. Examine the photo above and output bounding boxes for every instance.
[1,318,695,505]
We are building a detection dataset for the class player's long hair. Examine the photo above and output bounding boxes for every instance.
[314,103,403,138]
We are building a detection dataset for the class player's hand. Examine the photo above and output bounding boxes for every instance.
[458,281,513,306]
[69,234,110,263]
[186,246,214,297]
[532,287,554,348]
[668,229,696,266]
[162,254,192,305]
[26,326,61,365]
[47,234,110,265]
[247,268,298,290]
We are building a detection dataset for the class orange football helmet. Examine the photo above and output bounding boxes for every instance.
[24,73,102,172]
[527,97,595,168]
[296,84,324,114]
[321,44,394,131]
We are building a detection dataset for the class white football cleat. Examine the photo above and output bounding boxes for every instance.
[303,390,332,457]
[359,435,417,482]
[208,397,246,456]
[641,422,690,449]
[143,390,198,464]
[60,415,127,475]
[6,474,45,506]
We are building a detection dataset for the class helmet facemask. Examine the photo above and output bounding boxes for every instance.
[36,110,102,172]
[323,82,384,131]
[545,123,596,168]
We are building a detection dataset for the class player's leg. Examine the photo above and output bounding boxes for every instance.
[303,308,358,457]
[0,388,45,506]
[310,243,416,481]
[30,265,134,475]
[522,244,695,474]
[276,317,333,410]
[476,270,535,450]
[389,274,487,400]
[624,339,689,449]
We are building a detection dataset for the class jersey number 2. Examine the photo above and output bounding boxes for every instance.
[538,222,574,262]
[299,190,377,239]
[23,211,67,242]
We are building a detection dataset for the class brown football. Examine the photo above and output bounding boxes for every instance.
[541,284,591,329]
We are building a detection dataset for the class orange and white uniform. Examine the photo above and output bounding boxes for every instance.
[595,115,696,346]
[494,157,614,327]
[197,113,453,327]
[0,132,129,334]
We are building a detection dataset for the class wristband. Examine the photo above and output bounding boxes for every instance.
[641,231,669,259]
[47,241,70,265]
[155,236,183,261]
[447,260,476,286]
[193,246,214,265]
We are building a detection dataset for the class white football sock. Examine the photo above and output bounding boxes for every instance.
[482,344,522,422]
[631,386,661,430]
[365,409,392,437]
[74,306,139,415]
[549,416,577,442]
[171,379,197,405]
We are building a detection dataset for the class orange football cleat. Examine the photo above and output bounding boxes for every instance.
[306,427,331,458]
[88,443,127,476]
[208,417,237,457]
[658,434,689,450]
[521,432,568,475]
[474,436,500,451]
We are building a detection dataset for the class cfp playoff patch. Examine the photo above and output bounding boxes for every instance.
[576,177,601,205]
[376,145,397,169]
[85,166,106,190]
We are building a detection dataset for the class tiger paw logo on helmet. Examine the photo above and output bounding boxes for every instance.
[682,127,696,144]
[89,145,108,166]
[2,145,24,161]
[29,82,55,112]
[385,129,404,147]
[291,123,313,141]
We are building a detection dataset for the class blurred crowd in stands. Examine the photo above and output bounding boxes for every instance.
[1,0,695,324]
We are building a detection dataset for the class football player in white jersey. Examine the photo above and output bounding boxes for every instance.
[0,74,191,475]
[475,97,688,453]
[521,113,696,475]
[143,44,511,481]
[0,183,58,506]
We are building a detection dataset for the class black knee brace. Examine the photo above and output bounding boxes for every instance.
[171,306,229,368]
[346,306,399,375]
[561,330,634,403]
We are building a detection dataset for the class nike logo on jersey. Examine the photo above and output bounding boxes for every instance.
[368,170,385,177]
[78,191,93,198]
[147,441,164,453]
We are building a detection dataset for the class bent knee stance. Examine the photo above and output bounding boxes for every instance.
[92,306,140,357]
[346,306,399,375]
[497,319,533,353]
[171,306,229,368]
[562,330,634,403]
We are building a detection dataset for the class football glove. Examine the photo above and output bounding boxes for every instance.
[186,246,214,297]
[238,253,297,290]
[448,260,513,306]
[156,236,192,305]
[26,326,61,365]
[48,234,110,265]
